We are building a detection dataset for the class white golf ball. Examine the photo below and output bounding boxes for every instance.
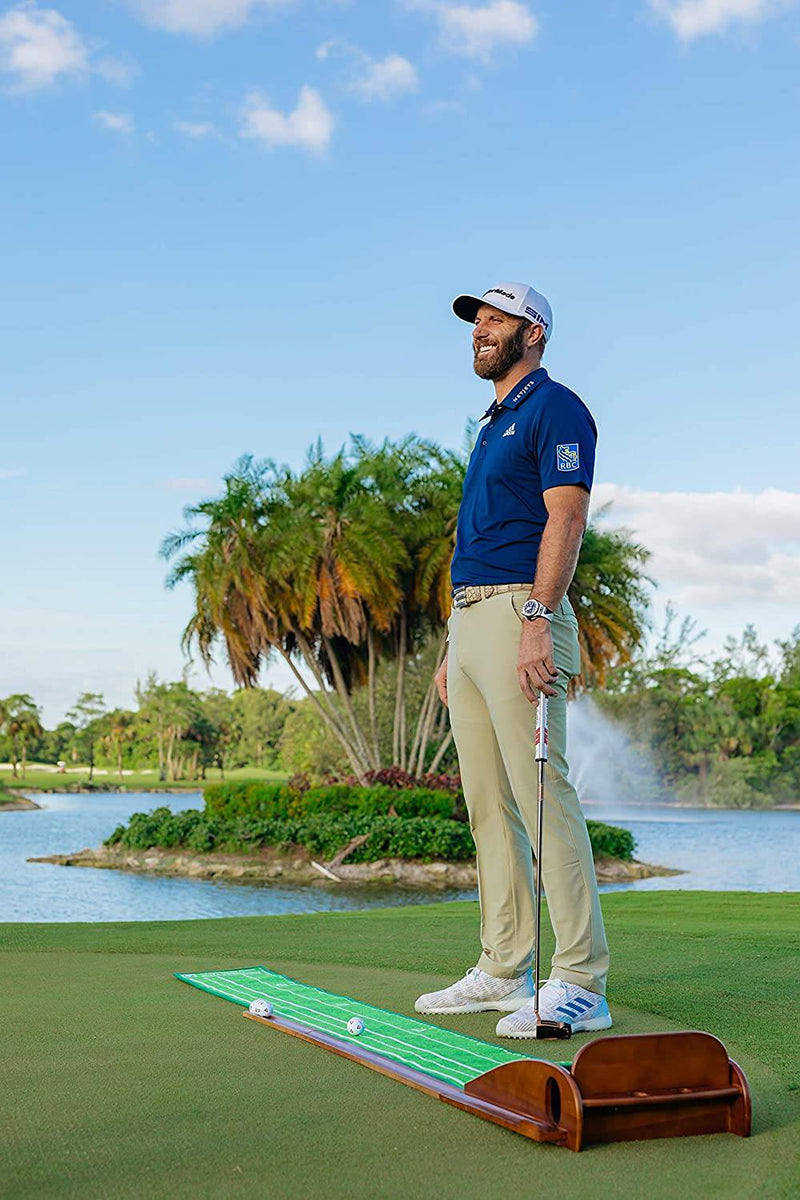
[347,1017,365,1036]
[249,999,273,1018]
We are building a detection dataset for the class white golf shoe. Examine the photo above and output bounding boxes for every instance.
[414,966,533,1015]
[495,978,612,1037]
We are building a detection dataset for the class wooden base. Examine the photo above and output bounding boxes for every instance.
[244,1015,750,1152]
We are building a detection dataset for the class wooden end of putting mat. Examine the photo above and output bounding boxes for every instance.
[175,966,751,1151]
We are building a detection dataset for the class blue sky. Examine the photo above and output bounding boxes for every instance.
[2,0,799,724]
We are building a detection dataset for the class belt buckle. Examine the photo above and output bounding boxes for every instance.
[452,587,469,610]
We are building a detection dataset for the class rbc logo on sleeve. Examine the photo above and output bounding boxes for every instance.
[556,443,580,472]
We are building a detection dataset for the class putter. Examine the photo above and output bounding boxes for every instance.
[531,690,572,1040]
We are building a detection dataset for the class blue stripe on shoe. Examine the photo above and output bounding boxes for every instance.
[570,997,594,1011]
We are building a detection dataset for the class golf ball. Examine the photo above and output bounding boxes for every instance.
[347,1017,365,1036]
[249,999,273,1018]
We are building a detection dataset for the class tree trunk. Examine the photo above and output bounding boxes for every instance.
[416,690,443,776]
[392,624,401,766]
[166,729,176,781]
[158,727,166,782]
[293,633,364,752]
[322,634,375,773]
[275,645,369,782]
[88,738,95,783]
[392,606,408,768]
[408,681,435,776]
[428,728,453,774]
[366,623,380,769]
[117,744,123,780]
[21,742,27,779]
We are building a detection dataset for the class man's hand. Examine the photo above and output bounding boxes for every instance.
[517,620,558,702]
[435,652,448,707]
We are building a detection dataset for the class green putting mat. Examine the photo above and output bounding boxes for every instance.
[176,965,562,1089]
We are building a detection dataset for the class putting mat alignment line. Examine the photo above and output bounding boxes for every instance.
[176,966,548,1089]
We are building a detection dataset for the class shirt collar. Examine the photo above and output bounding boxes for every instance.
[480,367,549,420]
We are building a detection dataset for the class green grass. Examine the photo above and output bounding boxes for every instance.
[0,764,289,792]
[2,893,798,1199]
[0,781,33,807]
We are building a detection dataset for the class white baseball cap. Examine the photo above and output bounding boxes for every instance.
[452,281,553,342]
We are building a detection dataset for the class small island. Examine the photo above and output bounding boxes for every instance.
[29,779,678,888]
[0,784,41,811]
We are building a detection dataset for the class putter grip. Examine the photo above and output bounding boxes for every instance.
[535,694,548,763]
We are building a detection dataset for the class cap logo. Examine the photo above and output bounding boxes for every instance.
[485,288,516,301]
[525,305,549,329]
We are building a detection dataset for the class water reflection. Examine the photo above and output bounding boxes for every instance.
[1,791,798,924]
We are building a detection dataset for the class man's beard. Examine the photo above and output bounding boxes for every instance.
[472,321,528,380]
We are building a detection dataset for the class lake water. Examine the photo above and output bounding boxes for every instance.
[1,791,798,923]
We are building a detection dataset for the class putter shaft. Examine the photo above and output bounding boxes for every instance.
[533,692,548,1023]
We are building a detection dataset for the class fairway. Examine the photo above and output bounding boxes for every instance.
[2,893,799,1199]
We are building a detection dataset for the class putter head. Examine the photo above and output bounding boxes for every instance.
[530,1019,572,1040]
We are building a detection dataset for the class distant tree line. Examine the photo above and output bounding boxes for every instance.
[3,617,799,804]
[0,677,294,782]
[597,612,800,808]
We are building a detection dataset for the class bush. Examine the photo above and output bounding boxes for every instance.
[203,781,456,822]
[106,802,635,866]
[323,767,463,794]
[586,820,635,861]
[106,808,475,862]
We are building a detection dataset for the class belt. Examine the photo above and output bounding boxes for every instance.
[451,583,533,610]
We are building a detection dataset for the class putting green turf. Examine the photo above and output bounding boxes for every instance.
[2,893,799,1199]
[177,965,566,1087]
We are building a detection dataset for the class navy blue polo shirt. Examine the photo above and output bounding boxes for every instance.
[451,368,597,587]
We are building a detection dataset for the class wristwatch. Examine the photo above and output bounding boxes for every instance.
[520,598,553,623]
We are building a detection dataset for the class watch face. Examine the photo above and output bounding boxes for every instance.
[522,599,550,620]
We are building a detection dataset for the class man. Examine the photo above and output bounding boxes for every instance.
[414,282,611,1036]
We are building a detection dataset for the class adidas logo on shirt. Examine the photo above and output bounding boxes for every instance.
[502,423,516,438]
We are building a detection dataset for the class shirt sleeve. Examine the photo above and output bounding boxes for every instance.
[533,388,597,492]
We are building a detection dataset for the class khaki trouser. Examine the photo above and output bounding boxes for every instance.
[447,589,609,995]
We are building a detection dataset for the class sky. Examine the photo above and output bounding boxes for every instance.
[2,0,799,725]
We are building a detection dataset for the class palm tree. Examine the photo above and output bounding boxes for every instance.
[162,450,410,781]
[103,709,137,780]
[65,693,106,781]
[568,513,652,691]
[0,695,43,778]
[163,443,653,779]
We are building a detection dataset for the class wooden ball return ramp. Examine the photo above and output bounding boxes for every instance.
[465,1030,751,1150]
[176,966,750,1153]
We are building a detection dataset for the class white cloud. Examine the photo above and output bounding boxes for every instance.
[0,3,130,91]
[592,483,800,606]
[131,0,289,37]
[408,1,538,61]
[0,467,25,479]
[240,86,334,152]
[316,40,419,102]
[173,120,217,138]
[93,110,134,134]
[350,53,419,100]
[0,2,87,89]
[649,0,794,39]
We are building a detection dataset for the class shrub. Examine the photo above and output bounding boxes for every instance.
[204,781,291,820]
[323,767,463,794]
[203,781,456,822]
[106,799,634,864]
[586,820,635,861]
